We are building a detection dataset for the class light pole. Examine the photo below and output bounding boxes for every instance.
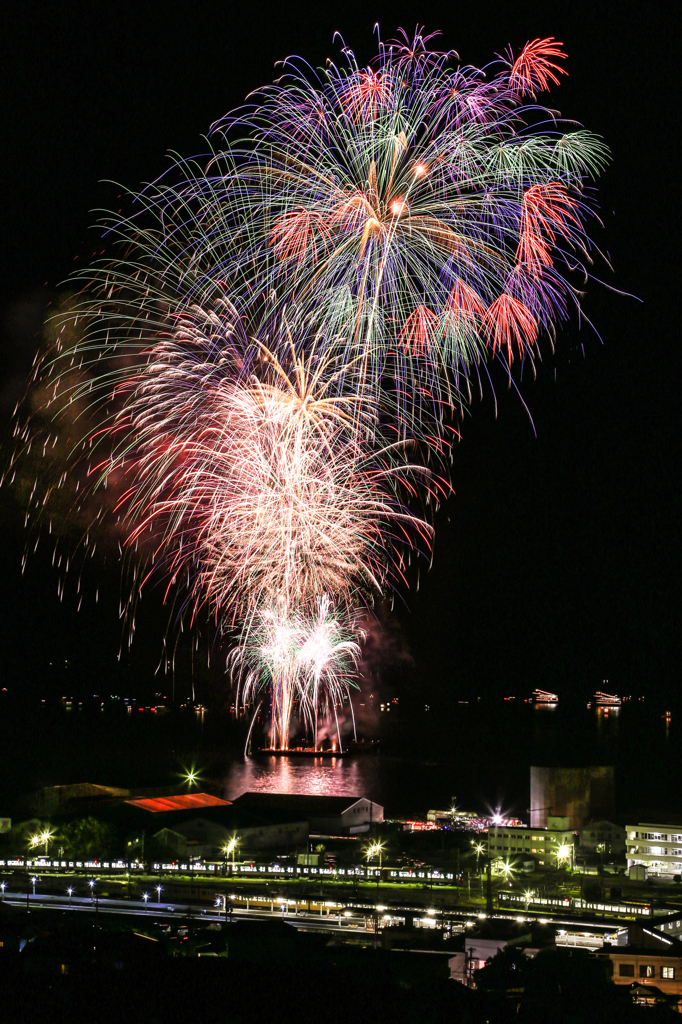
[473,842,485,895]
[156,884,163,904]
[0,882,6,901]
[366,841,385,891]
[222,837,239,875]
[67,886,74,904]
[142,892,149,912]
[89,879,98,919]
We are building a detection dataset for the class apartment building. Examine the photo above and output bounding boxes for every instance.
[606,947,682,1009]
[626,823,682,878]
[487,816,575,869]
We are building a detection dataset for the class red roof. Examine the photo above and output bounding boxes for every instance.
[125,793,231,813]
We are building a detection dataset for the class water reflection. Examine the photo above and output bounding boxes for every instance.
[224,755,371,800]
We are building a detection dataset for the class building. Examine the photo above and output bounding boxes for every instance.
[174,813,308,858]
[121,792,309,857]
[604,928,682,1011]
[626,823,682,878]
[578,820,626,856]
[487,816,575,870]
[229,793,384,835]
[448,921,550,985]
[530,766,615,829]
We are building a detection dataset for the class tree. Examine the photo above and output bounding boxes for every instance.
[59,817,118,859]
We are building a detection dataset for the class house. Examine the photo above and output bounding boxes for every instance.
[604,942,682,1010]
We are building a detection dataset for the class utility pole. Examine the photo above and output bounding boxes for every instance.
[485,858,493,915]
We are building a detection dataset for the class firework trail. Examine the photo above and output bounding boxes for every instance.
[231,596,364,750]
[8,27,613,746]
[110,319,445,626]
[124,28,610,435]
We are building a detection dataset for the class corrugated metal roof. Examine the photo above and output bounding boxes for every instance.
[125,793,231,813]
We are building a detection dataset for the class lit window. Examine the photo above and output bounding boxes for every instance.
[639,965,655,978]
[661,966,675,980]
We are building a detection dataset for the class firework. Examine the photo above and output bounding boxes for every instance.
[123,28,610,434]
[231,596,363,750]
[104,316,446,630]
[9,27,613,748]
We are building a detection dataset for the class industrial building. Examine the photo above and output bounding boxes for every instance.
[229,793,384,835]
[117,791,383,858]
[530,766,615,829]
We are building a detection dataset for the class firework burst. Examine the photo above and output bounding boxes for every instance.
[121,27,611,434]
[7,26,615,748]
[231,596,364,750]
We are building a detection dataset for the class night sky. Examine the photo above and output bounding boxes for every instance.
[1,0,678,712]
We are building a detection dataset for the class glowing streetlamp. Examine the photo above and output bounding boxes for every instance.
[366,841,385,870]
[501,861,515,883]
[142,892,150,911]
[67,886,74,903]
[32,876,38,896]
[29,829,54,856]
[556,843,572,868]
[222,836,240,874]
[156,884,163,903]
[1,881,6,900]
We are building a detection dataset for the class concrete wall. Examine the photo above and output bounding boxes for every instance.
[531,766,615,830]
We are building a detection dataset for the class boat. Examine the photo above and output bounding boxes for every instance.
[594,691,621,706]
[532,689,558,705]
[260,749,346,757]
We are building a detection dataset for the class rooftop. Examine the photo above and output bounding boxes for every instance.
[230,793,376,815]
[125,793,231,814]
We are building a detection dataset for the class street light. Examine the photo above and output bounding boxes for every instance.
[142,892,149,912]
[0,882,6,900]
[366,841,385,873]
[222,836,240,878]
[182,766,201,789]
[29,829,54,857]
[156,884,163,903]
[67,886,74,903]
[501,861,515,883]
[89,878,99,919]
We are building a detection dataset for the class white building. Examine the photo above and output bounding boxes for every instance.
[487,816,575,870]
[626,823,682,877]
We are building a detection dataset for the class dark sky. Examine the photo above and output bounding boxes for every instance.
[1,0,678,708]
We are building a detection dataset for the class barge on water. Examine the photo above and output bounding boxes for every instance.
[531,688,559,705]
[594,691,621,706]
[259,746,345,757]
